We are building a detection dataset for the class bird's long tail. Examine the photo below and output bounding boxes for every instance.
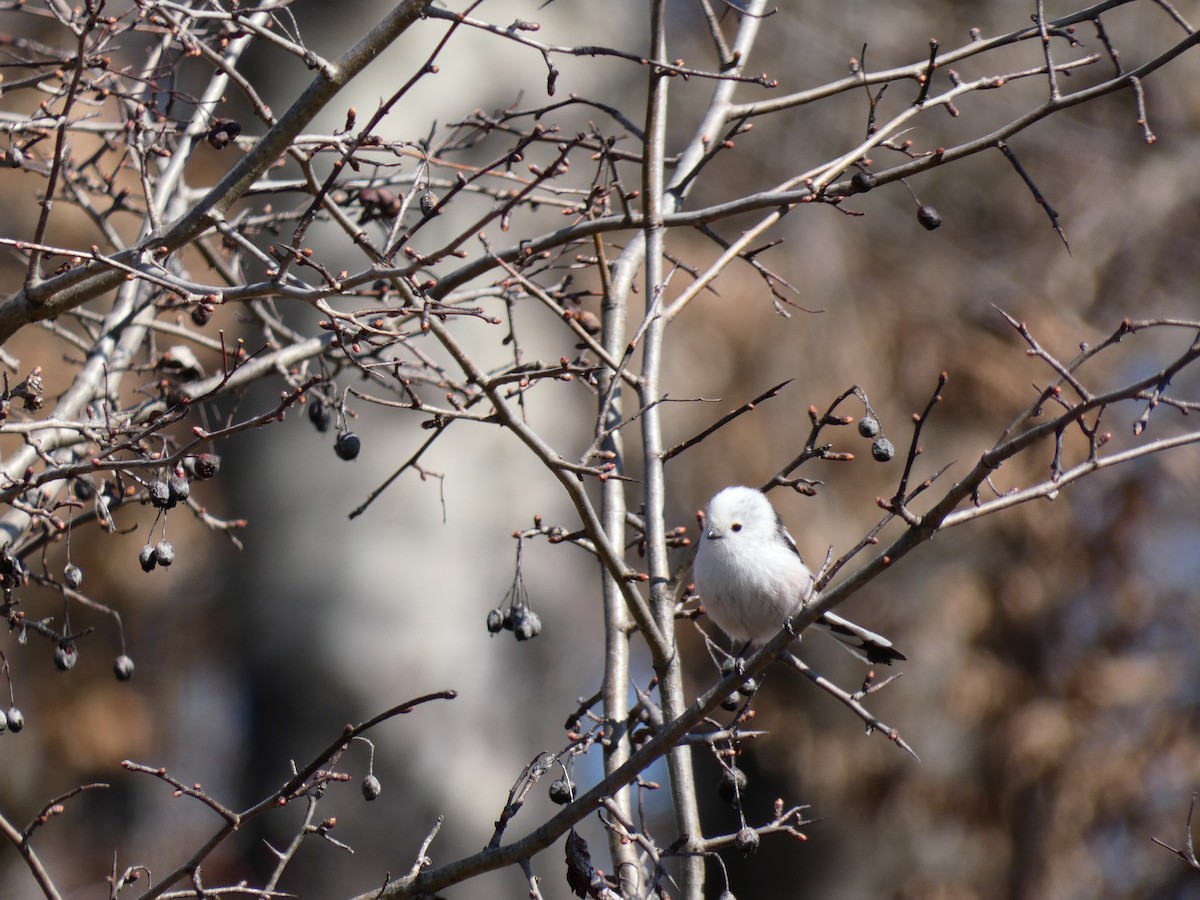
[816,611,906,665]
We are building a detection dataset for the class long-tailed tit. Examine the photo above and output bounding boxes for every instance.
[693,486,905,665]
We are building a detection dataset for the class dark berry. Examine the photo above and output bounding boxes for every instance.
[63,563,82,590]
[6,707,23,732]
[147,480,172,509]
[717,892,737,900]
[850,171,877,193]
[511,606,542,641]
[358,187,401,221]
[139,544,157,572]
[486,608,505,634]
[0,549,26,589]
[734,827,760,853]
[168,475,190,503]
[191,453,220,479]
[548,779,572,805]
[155,540,175,567]
[917,204,942,230]
[334,431,361,461]
[114,655,135,681]
[54,641,78,672]
[72,479,96,501]
[308,400,333,433]
[871,437,896,462]
[737,676,759,697]
[718,767,747,805]
[721,694,741,712]
[191,303,215,326]
[361,774,382,801]
[205,118,241,150]
[420,190,439,216]
[857,415,880,438]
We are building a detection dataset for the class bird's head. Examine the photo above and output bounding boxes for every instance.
[701,486,778,543]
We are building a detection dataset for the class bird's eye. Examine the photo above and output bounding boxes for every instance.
[730,522,742,532]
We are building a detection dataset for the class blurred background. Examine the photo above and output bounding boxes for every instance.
[2,1,1200,898]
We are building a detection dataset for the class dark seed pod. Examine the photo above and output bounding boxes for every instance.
[361,774,382,801]
[358,187,401,222]
[206,118,242,150]
[308,400,333,433]
[917,204,942,230]
[155,540,175,567]
[871,437,896,462]
[6,707,24,732]
[63,563,82,590]
[168,475,190,504]
[139,544,158,572]
[334,431,361,461]
[734,827,760,853]
[850,171,877,193]
[192,453,221,479]
[486,608,505,634]
[420,190,439,216]
[114,655,135,681]
[0,549,27,589]
[718,766,747,805]
[54,641,78,672]
[191,302,215,326]
[147,480,172,509]
[857,415,880,438]
[548,779,572,805]
[72,478,96,501]
[511,607,542,641]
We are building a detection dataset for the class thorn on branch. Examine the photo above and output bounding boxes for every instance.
[661,379,793,463]
[997,140,1069,252]
[884,371,947,515]
[914,38,939,106]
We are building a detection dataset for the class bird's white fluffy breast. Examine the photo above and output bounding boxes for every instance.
[694,507,812,644]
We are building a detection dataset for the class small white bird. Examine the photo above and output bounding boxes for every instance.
[693,486,904,665]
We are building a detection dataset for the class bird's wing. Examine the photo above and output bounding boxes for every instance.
[778,521,804,563]
[776,514,902,664]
